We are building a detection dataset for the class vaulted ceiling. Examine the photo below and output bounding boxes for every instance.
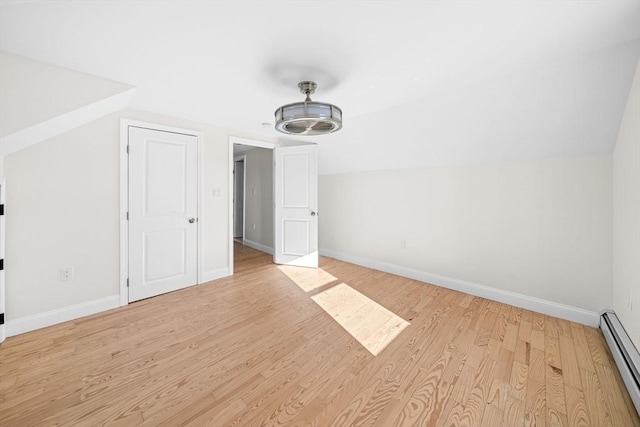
[1,1,639,174]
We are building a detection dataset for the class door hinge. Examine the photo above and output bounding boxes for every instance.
[126,278,129,287]
[126,212,129,220]
[126,145,129,154]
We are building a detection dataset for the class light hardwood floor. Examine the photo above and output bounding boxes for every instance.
[1,244,638,426]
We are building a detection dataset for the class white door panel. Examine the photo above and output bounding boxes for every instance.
[283,220,309,256]
[143,228,186,281]
[274,145,318,268]
[282,153,309,207]
[128,126,198,302]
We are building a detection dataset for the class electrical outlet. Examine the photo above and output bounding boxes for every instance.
[212,188,222,198]
[400,239,407,249]
[60,267,73,281]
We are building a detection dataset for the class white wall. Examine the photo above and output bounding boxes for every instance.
[613,61,640,351]
[2,107,275,324]
[5,113,121,319]
[243,148,273,251]
[319,155,613,314]
[0,53,284,330]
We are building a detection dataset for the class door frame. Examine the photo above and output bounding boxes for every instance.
[228,136,276,274]
[0,177,5,343]
[120,119,204,306]
[233,155,247,244]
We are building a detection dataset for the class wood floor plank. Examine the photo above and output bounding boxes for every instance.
[564,384,590,427]
[529,348,547,384]
[510,360,529,401]
[459,355,496,426]
[480,403,503,427]
[579,368,613,427]
[546,363,569,427]
[525,379,546,427]
[546,337,563,370]
[584,326,613,368]
[594,363,640,427]
[504,394,526,427]
[558,335,582,390]
[0,244,637,426]
[533,312,545,332]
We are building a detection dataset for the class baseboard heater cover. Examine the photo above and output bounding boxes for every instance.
[600,311,640,415]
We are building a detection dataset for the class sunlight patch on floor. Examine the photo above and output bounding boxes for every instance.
[277,265,338,292]
[311,283,410,356]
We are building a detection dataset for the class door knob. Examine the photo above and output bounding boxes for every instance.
[189,218,196,223]
[310,211,317,216]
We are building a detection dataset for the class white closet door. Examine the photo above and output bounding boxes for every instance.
[128,126,198,302]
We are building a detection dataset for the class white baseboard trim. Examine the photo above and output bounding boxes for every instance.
[6,295,120,337]
[319,248,600,327]
[202,267,231,283]
[243,239,273,255]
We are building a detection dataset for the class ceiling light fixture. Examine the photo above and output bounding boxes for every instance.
[274,81,342,136]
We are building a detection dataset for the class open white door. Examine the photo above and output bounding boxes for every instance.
[128,126,198,302]
[274,144,318,268]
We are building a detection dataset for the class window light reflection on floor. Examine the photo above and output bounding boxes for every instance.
[277,264,338,292]
[277,264,410,356]
[311,283,410,356]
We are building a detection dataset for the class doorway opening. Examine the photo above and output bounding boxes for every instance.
[228,136,319,274]
[233,156,245,245]
[229,137,276,274]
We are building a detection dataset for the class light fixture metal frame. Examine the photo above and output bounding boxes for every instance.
[274,81,342,136]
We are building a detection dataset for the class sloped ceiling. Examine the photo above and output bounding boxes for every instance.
[0,1,638,173]
[0,52,135,155]
[0,53,132,138]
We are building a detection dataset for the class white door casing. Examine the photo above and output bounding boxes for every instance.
[233,158,245,240]
[128,126,198,302]
[274,144,318,268]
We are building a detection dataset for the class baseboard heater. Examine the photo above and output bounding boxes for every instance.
[600,311,640,414]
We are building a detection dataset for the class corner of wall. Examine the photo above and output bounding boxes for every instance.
[612,59,640,351]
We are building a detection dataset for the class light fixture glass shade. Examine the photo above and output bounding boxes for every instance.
[274,82,342,135]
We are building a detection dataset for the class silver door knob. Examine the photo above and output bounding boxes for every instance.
[189,218,196,223]
[310,211,317,216]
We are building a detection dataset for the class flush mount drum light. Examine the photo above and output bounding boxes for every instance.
[274,81,342,135]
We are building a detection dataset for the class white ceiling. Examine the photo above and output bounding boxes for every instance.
[1,1,639,174]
